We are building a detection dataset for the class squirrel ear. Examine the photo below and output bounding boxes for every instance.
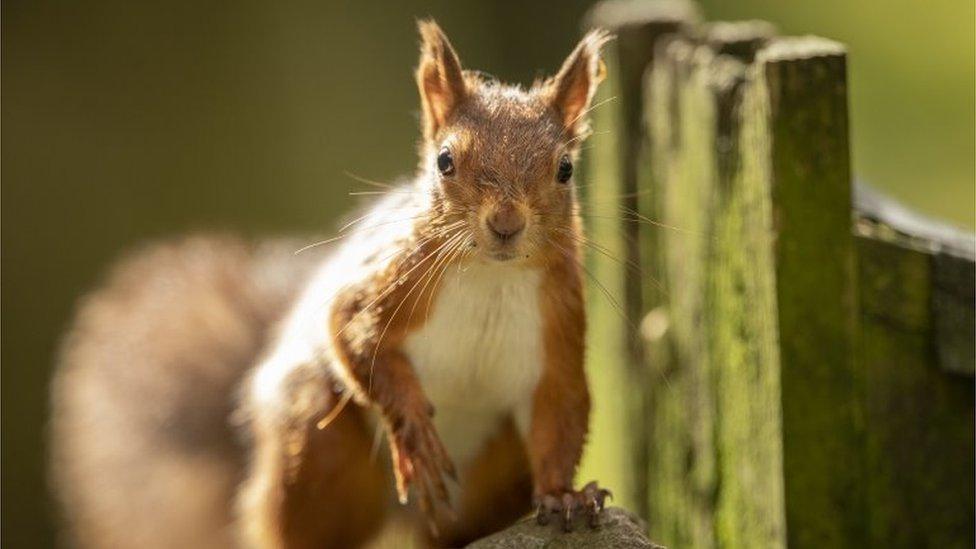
[416,19,467,141]
[547,29,611,136]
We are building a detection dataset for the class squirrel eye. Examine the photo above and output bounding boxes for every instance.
[436,147,455,176]
[556,155,573,183]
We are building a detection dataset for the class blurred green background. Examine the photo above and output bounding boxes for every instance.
[3,0,972,545]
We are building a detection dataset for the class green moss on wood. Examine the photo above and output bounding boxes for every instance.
[857,235,975,548]
[587,4,974,548]
[759,38,867,548]
[710,42,787,549]
[643,31,788,549]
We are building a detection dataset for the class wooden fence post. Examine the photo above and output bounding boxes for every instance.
[757,38,866,548]
[643,20,867,548]
[643,23,799,548]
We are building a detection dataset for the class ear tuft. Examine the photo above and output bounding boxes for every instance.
[547,29,613,137]
[416,19,467,141]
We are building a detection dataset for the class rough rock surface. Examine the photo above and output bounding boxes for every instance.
[465,507,663,548]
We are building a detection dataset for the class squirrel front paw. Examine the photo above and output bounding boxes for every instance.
[387,401,457,528]
[535,481,612,531]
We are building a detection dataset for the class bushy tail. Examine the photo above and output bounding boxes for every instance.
[49,235,322,548]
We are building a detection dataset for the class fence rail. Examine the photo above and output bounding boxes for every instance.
[580,2,975,548]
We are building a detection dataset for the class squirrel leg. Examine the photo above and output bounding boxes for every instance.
[527,260,607,531]
[425,417,532,547]
[528,365,606,532]
[330,280,457,526]
[332,346,457,529]
[237,368,387,549]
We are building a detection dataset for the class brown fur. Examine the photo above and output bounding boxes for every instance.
[50,236,324,548]
[238,375,387,549]
[531,248,590,497]
[433,417,532,547]
[51,20,609,549]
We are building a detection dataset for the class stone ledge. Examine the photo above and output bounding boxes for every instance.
[465,507,663,549]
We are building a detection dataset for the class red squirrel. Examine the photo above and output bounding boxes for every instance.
[51,20,611,549]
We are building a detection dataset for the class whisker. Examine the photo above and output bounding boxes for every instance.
[616,205,702,237]
[372,220,466,266]
[336,210,381,234]
[550,238,628,326]
[553,226,666,294]
[336,206,420,234]
[348,190,418,196]
[561,96,618,138]
[343,170,399,190]
[589,239,665,296]
[330,222,467,339]
[536,213,641,250]
[577,213,684,234]
[565,129,610,148]
[432,233,473,314]
[293,235,347,255]
[333,221,464,327]
[569,188,652,200]
[556,228,643,275]
[294,214,428,255]
[367,231,465,392]
[549,236,674,393]
[407,230,468,326]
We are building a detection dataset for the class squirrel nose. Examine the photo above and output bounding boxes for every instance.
[487,203,525,241]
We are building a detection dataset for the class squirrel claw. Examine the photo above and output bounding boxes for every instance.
[535,502,551,526]
[582,480,612,510]
[582,481,611,527]
[562,493,576,532]
[388,407,457,536]
[534,481,611,532]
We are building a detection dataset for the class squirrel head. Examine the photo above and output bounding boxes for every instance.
[415,19,610,263]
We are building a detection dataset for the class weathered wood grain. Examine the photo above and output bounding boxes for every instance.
[855,230,975,548]
[643,28,868,549]
[582,2,975,548]
[703,22,785,549]
[641,24,809,549]
[758,37,867,548]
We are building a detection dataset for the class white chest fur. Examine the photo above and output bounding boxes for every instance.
[402,262,544,465]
